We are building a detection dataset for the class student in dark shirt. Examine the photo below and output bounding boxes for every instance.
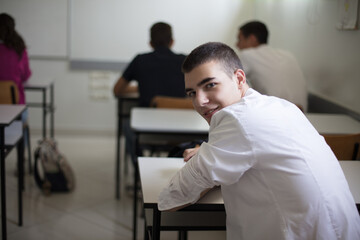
[113,22,187,167]
[113,22,186,107]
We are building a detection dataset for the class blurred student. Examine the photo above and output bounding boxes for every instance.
[0,13,31,105]
[158,42,360,240]
[113,22,186,107]
[236,20,307,111]
[113,22,186,166]
[0,13,32,173]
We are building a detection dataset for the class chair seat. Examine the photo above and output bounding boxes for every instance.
[323,133,360,160]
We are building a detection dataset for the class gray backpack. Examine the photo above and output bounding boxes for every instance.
[34,139,75,195]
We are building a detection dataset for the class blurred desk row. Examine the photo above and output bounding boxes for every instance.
[115,94,360,200]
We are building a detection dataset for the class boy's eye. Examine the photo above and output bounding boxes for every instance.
[186,91,195,97]
[206,82,216,88]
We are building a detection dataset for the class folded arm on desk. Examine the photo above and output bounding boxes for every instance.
[158,155,215,212]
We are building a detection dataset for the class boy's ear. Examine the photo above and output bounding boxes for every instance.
[249,34,260,47]
[234,69,246,87]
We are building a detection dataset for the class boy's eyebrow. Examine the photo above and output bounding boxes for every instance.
[185,77,215,93]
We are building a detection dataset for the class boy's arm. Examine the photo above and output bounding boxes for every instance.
[113,76,137,97]
[165,188,213,211]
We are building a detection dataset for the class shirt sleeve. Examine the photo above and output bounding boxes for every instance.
[158,108,255,211]
[122,55,139,82]
[158,154,215,211]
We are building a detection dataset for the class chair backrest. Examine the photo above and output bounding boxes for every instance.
[295,104,304,112]
[0,80,19,104]
[323,133,360,160]
[150,96,194,109]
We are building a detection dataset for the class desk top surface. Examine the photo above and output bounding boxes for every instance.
[131,108,359,135]
[139,157,360,206]
[131,108,208,134]
[139,157,222,206]
[24,79,53,89]
[306,113,360,135]
[0,105,26,126]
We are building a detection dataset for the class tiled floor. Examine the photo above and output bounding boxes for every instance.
[4,133,226,240]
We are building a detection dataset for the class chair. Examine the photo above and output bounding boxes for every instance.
[295,104,304,112]
[323,133,360,160]
[0,80,19,104]
[0,80,32,173]
[150,95,193,109]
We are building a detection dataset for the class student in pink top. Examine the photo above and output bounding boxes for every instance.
[0,13,32,167]
[0,13,32,105]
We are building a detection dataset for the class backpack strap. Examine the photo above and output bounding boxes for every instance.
[33,146,45,189]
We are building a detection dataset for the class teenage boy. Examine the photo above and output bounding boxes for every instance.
[158,42,360,240]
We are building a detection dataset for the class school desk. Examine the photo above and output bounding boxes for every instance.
[0,104,26,240]
[130,108,208,240]
[139,157,360,240]
[306,113,360,135]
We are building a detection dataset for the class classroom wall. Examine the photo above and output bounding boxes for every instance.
[1,0,359,135]
[1,0,253,134]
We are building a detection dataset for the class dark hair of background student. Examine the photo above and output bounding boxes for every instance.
[150,22,173,48]
[239,21,268,44]
[0,13,26,57]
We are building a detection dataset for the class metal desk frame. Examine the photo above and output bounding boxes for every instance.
[133,133,207,240]
[115,93,139,199]
[0,105,26,240]
[24,81,55,139]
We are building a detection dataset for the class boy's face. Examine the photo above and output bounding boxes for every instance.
[185,61,247,124]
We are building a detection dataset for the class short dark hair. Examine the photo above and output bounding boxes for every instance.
[150,22,173,48]
[239,21,268,44]
[182,42,243,78]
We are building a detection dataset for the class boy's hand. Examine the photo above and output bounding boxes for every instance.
[183,145,201,162]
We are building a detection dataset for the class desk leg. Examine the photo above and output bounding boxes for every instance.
[50,83,55,139]
[153,207,161,240]
[116,99,124,200]
[17,137,24,226]
[133,132,141,240]
[42,88,47,139]
[1,127,7,240]
[133,158,138,240]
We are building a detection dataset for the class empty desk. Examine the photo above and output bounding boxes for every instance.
[306,113,360,135]
[130,108,208,240]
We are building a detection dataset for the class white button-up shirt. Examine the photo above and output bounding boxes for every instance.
[158,89,360,240]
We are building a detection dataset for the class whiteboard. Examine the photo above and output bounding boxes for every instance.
[70,0,244,62]
[0,0,68,58]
